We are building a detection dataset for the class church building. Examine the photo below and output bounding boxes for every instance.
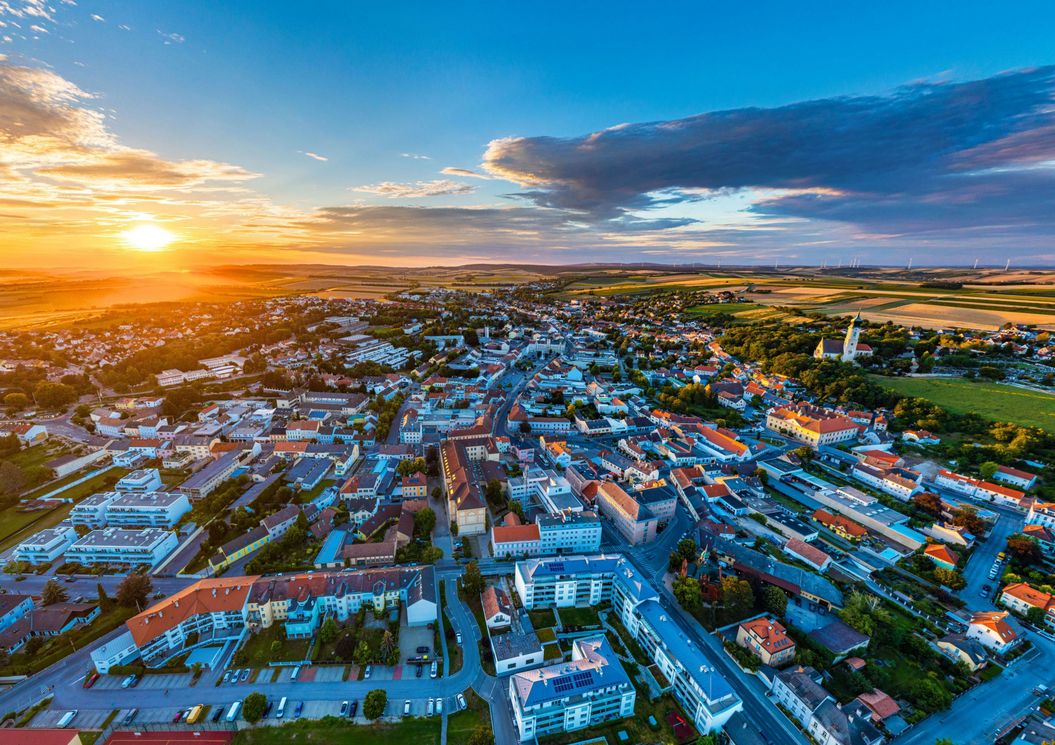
[814,312,873,363]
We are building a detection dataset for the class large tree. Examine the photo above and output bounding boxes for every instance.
[116,573,153,609]
[672,575,702,609]
[1007,534,1043,565]
[719,577,755,622]
[414,507,436,537]
[462,561,485,597]
[41,579,68,606]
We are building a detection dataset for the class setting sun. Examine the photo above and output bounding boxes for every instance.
[121,223,176,252]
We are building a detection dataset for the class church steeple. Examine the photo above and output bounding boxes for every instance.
[843,311,861,361]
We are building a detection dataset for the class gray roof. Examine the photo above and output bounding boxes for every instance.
[511,636,630,708]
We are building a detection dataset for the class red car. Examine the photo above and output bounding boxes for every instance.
[83,672,99,689]
[172,710,185,723]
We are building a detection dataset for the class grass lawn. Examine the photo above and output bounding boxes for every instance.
[0,468,128,551]
[237,624,311,667]
[296,479,337,504]
[10,443,65,470]
[542,643,562,661]
[869,375,1055,431]
[446,690,490,745]
[536,627,557,644]
[557,606,601,628]
[233,717,441,745]
[527,608,556,629]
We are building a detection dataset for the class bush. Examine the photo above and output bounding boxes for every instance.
[243,691,267,723]
[363,689,387,719]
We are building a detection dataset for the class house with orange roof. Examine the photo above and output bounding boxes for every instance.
[766,405,861,448]
[736,616,796,666]
[1001,582,1055,621]
[923,543,960,571]
[812,509,868,541]
[967,611,1018,654]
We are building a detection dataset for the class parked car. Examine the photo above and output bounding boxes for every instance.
[294,701,304,718]
[436,698,443,714]
[263,701,273,718]
[416,664,423,678]
[210,707,224,723]
[426,698,434,716]
[364,665,372,679]
[172,710,185,724]
[416,646,429,654]
[403,700,411,716]
[430,661,438,679]
[124,708,139,725]
[456,694,467,711]
[83,673,99,689]
[240,668,250,682]
[222,671,232,684]
[349,700,358,718]
[339,701,349,717]
[456,631,462,645]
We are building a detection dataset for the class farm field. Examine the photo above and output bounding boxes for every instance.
[560,269,1055,330]
[869,376,1055,431]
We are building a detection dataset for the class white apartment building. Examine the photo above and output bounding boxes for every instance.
[510,637,635,742]
[115,468,164,492]
[515,554,743,734]
[65,527,179,567]
[71,491,191,529]
[14,525,79,565]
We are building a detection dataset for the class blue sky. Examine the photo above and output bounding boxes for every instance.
[3,1,1055,268]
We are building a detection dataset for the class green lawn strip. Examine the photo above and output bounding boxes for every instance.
[556,606,601,628]
[446,690,491,745]
[0,468,129,551]
[869,375,1055,431]
[232,716,442,745]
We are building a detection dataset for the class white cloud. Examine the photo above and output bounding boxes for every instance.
[89,13,104,22]
[352,179,476,198]
[441,166,493,180]
[301,151,328,162]
[157,29,184,44]
[400,152,431,160]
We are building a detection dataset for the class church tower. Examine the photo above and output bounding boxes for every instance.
[842,311,861,361]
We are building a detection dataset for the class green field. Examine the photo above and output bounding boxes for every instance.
[232,717,441,745]
[0,467,128,552]
[685,302,757,317]
[870,376,1055,431]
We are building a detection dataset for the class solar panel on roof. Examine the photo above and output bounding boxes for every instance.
[572,671,593,688]
[552,676,575,694]
[549,562,565,572]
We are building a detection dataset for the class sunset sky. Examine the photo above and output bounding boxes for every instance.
[3,2,1055,270]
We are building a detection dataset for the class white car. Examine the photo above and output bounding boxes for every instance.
[456,631,462,645]
[403,700,411,716]
[427,698,434,716]
[436,698,443,714]
[456,693,467,711]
